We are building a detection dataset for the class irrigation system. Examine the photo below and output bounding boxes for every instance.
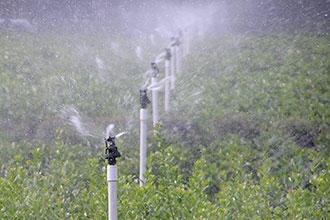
[139,88,150,186]
[103,21,194,217]
[136,29,187,187]
[105,136,121,220]
[151,62,160,127]
[164,48,171,112]
[57,11,224,218]
[175,36,182,75]
[170,37,176,90]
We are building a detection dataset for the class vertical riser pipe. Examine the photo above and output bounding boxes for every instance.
[185,29,190,56]
[170,47,175,90]
[139,108,148,186]
[107,165,117,220]
[176,46,181,75]
[165,59,170,112]
[152,77,159,127]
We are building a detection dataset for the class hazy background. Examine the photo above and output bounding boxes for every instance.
[1,0,329,35]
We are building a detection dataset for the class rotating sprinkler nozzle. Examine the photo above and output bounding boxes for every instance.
[175,37,181,46]
[165,48,171,60]
[170,36,176,47]
[140,89,151,109]
[150,62,159,77]
[105,136,121,165]
[105,135,120,220]
[170,36,181,47]
[178,29,183,38]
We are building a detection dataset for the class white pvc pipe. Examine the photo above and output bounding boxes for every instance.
[185,28,191,56]
[139,108,148,187]
[183,30,187,57]
[176,45,181,75]
[107,165,117,220]
[170,47,175,90]
[151,77,159,127]
[164,59,170,112]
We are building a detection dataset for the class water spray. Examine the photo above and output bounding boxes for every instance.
[164,48,171,112]
[105,136,121,220]
[139,88,151,186]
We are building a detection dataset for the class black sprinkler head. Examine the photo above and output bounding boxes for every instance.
[105,136,121,165]
[175,37,181,46]
[165,48,171,60]
[178,29,183,38]
[170,36,176,47]
[150,62,159,77]
[170,36,180,47]
[139,88,151,109]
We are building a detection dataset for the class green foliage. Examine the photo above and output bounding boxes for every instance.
[0,31,329,218]
[118,143,219,219]
[0,131,107,219]
[1,130,328,219]
[212,143,328,219]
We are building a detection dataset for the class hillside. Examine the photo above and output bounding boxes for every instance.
[0,31,329,218]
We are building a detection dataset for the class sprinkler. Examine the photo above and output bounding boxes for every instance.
[178,29,183,40]
[183,27,191,56]
[175,37,181,47]
[170,38,176,90]
[140,88,151,109]
[170,35,182,75]
[105,136,121,165]
[164,48,171,112]
[170,36,181,47]
[175,36,182,75]
[139,88,150,186]
[165,48,171,60]
[105,136,121,220]
[150,62,159,127]
[170,36,177,47]
[151,62,159,77]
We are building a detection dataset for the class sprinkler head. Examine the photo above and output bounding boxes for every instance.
[165,48,171,60]
[170,37,180,47]
[150,62,159,77]
[178,29,183,38]
[170,36,176,47]
[175,37,181,46]
[140,88,151,109]
[105,136,121,165]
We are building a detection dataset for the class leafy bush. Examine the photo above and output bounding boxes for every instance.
[1,129,328,219]
[0,31,329,218]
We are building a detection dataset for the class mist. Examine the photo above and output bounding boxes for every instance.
[0,0,329,219]
[1,0,328,35]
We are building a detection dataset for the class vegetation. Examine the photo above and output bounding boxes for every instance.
[0,30,329,219]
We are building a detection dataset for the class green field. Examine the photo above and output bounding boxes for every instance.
[0,31,329,219]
